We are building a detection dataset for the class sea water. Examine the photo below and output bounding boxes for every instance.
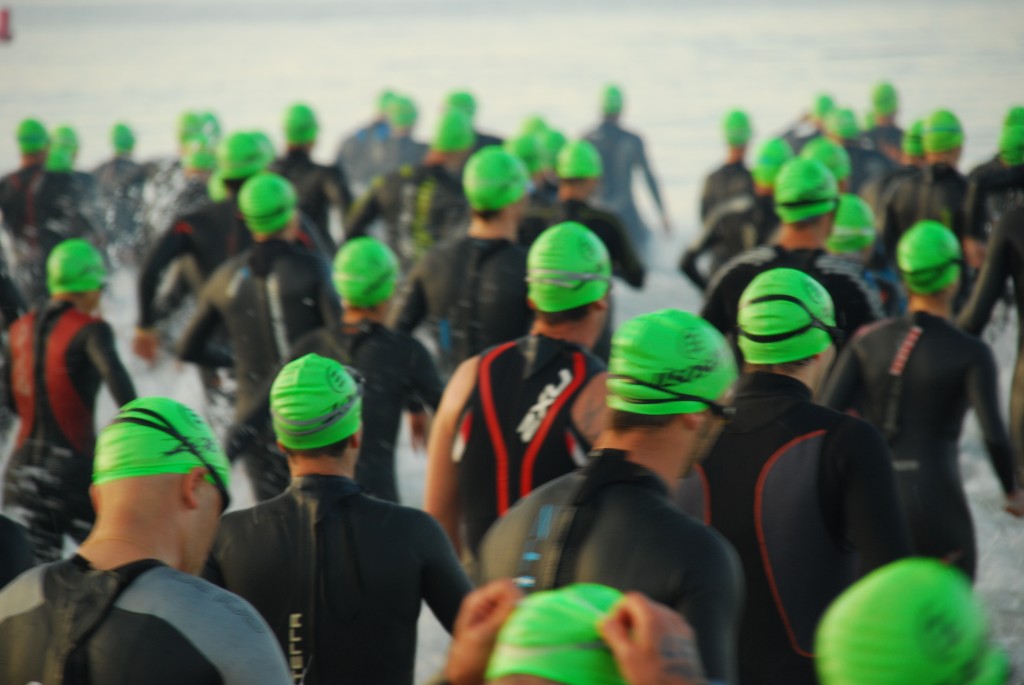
[3,0,1024,680]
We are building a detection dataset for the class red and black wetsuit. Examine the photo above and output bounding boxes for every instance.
[479,450,744,685]
[455,335,604,557]
[676,372,912,685]
[959,205,1024,487]
[2,300,136,562]
[824,312,1019,580]
[271,148,353,252]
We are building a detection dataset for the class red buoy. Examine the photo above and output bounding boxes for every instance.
[0,9,12,42]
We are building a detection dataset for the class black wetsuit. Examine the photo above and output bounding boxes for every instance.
[478,450,744,685]
[471,129,504,154]
[203,474,471,685]
[177,240,340,500]
[3,301,136,563]
[844,143,894,195]
[0,514,33,590]
[680,193,778,292]
[271,148,353,251]
[518,198,645,360]
[0,257,26,330]
[229,321,444,503]
[378,135,429,177]
[964,161,1024,240]
[677,373,912,685]
[455,335,604,557]
[701,245,883,352]
[92,156,147,251]
[335,120,391,195]
[0,556,292,685]
[345,163,469,272]
[823,313,1015,579]
[584,120,666,258]
[859,164,919,221]
[389,236,532,376]
[881,163,972,261]
[864,124,903,162]
[700,161,754,222]
[958,206,1024,486]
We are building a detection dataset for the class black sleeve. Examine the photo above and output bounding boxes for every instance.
[676,531,744,685]
[699,173,714,221]
[415,513,472,634]
[328,164,354,217]
[963,175,986,241]
[343,180,384,241]
[606,218,645,289]
[405,337,445,410]
[700,265,739,334]
[83,322,137,407]
[0,264,26,331]
[880,185,903,265]
[3,342,13,412]
[966,344,1018,494]
[679,224,720,292]
[176,282,232,368]
[387,263,428,335]
[0,514,34,590]
[956,215,1012,335]
[825,417,913,573]
[820,340,865,412]
[137,225,192,328]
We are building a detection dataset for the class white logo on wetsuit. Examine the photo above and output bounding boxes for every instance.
[517,369,573,443]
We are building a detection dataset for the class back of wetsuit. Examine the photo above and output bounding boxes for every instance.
[864,124,903,161]
[0,558,291,685]
[845,144,894,195]
[203,475,470,685]
[271,149,352,251]
[700,161,754,221]
[456,335,603,555]
[882,163,970,260]
[336,120,391,193]
[389,236,532,375]
[965,163,1024,241]
[859,164,918,221]
[823,313,1017,578]
[0,164,45,237]
[680,194,778,291]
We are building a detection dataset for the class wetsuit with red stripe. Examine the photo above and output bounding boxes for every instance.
[2,300,136,562]
[455,335,604,557]
[675,372,912,685]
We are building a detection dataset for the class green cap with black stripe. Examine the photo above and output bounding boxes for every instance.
[271,354,362,450]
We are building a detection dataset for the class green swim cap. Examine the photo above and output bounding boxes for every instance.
[541,128,567,172]
[897,220,962,295]
[17,118,48,154]
[608,309,737,416]
[110,122,135,154]
[827,194,876,254]
[722,109,752,147]
[386,95,417,129]
[774,158,840,224]
[446,90,477,119]
[182,135,217,172]
[504,133,544,176]
[47,238,106,295]
[738,268,837,364]
[902,119,925,158]
[519,115,549,138]
[812,93,836,120]
[827,108,860,142]
[998,124,1024,166]
[217,131,268,181]
[557,139,603,180]
[527,222,611,313]
[52,125,79,152]
[333,237,398,307]
[197,110,221,145]
[239,172,297,235]
[923,109,964,154]
[377,89,397,114]
[815,558,1008,685]
[93,397,231,505]
[463,146,529,211]
[800,137,851,184]
[45,145,75,173]
[250,130,276,168]
[1003,106,1024,128]
[271,354,362,450]
[207,171,228,202]
[487,584,627,685]
[284,103,318,145]
[602,84,624,115]
[752,137,795,187]
[871,82,899,117]
[432,109,475,153]
[178,111,202,145]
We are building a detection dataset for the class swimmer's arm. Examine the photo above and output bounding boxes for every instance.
[387,262,428,335]
[965,344,1018,495]
[137,225,191,329]
[957,217,1011,335]
[418,513,473,634]
[83,322,137,407]
[3,344,13,412]
[343,179,384,241]
[408,337,445,410]
[570,371,608,446]
[176,287,231,368]
[425,356,480,556]
[819,343,863,412]
[636,137,665,214]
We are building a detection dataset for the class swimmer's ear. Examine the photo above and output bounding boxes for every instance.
[181,467,207,510]
[680,412,702,431]
[591,297,610,313]
[526,298,538,312]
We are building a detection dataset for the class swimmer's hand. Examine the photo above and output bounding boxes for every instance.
[408,411,429,454]
[132,328,160,366]
[601,592,707,685]
[1005,489,1024,517]
[444,579,523,685]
